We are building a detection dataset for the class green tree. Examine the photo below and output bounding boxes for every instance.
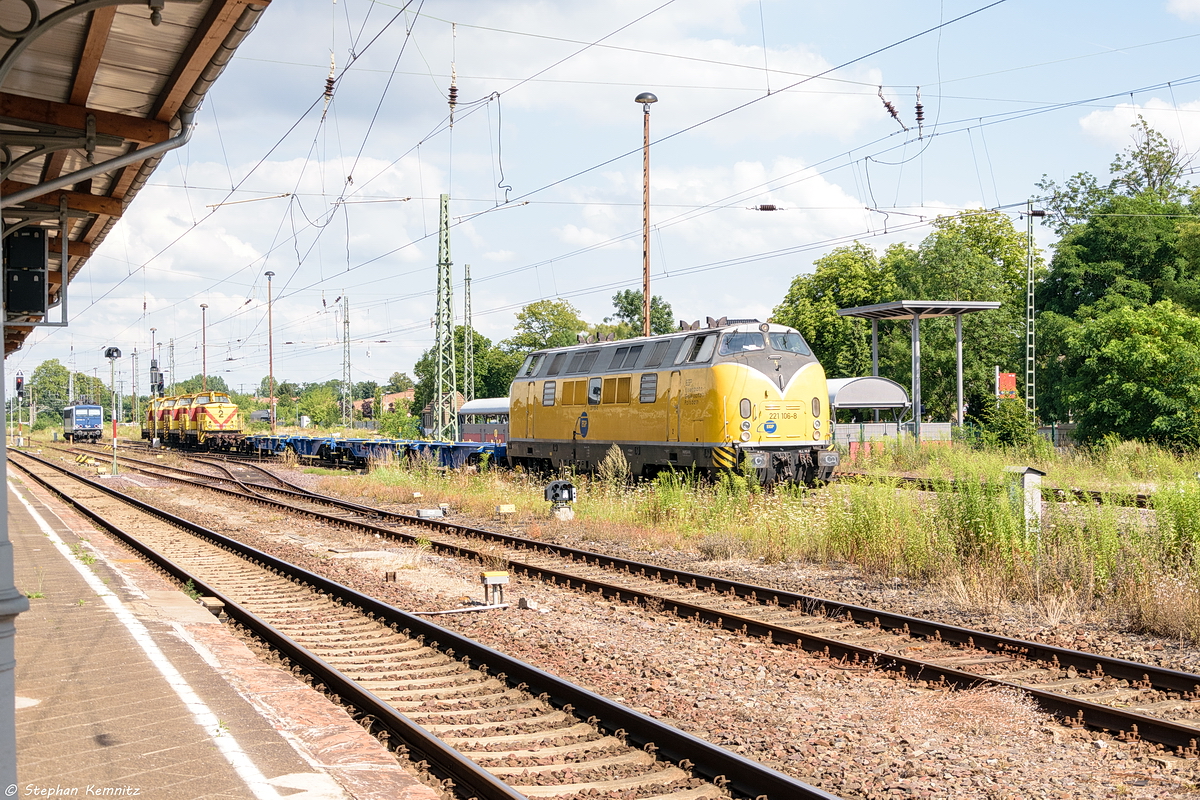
[904,211,1031,420]
[297,384,339,427]
[604,290,674,338]
[500,299,588,353]
[29,359,69,415]
[773,211,1033,421]
[1038,192,1196,320]
[1055,300,1200,447]
[353,380,378,401]
[378,399,422,438]
[412,327,519,415]
[384,372,414,392]
[1037,115,1190,236]
[772,242,901,379]
[175,374,230,394]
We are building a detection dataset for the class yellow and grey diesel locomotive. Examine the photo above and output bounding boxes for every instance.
[507,320,839,485]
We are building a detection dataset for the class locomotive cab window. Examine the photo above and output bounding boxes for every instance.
[768,331,812,356]
[719,332,765,355]
[678,334,717,364]
[519,354,544,377]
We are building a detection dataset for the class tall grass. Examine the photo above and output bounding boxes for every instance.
[305,439,1200,642]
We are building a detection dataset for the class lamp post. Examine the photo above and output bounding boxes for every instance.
[104,346,121,475]
[199,304,208,392]
[635,91,657,338]
[265,271,276,436]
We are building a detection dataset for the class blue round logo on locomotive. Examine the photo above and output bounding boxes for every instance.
[763,420,777,434]
[577,412,589,438]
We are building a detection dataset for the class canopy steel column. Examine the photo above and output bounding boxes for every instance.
[956,313,964,425]
[910,314,921,439]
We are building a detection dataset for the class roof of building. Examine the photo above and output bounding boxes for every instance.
[836,300,1001,320]
[2,0,271,354]
[458,397,510,416]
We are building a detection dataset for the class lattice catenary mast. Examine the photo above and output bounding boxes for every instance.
[464,262,474,402]
[342,293,351,427]
[433,193,458,441]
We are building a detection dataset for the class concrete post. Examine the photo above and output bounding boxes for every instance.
[0,355,31,787]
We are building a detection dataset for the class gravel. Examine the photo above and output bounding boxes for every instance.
[118,468,1200,799]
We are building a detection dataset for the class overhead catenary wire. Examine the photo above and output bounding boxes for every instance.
[21,0,1200,383]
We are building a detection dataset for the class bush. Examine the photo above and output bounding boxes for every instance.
[976,399,1048,454]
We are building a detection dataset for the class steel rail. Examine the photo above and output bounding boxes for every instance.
[12,450,842,800]
[80,446,1200,696]
[835,470,1151,509]
[55,448,1200,748]
[9,452,525,800]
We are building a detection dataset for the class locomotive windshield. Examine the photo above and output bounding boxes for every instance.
[719,332,765,355]
[81,407,101,419]
[768,331,812,355]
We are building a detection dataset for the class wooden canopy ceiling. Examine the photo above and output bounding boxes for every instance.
[0,0,270,355]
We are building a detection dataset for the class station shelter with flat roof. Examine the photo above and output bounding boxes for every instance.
[836,300,1001,438]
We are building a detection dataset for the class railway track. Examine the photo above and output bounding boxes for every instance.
[835,469,1152,508]
[11,448,838,800]
[56,443,1200,760]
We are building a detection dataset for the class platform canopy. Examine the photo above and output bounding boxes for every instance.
[837,300,1001,433]
[1,0,271,355]
[827,376,910,411]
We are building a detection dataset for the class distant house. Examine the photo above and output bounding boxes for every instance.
[353,390,415,418]
[420,392,466,436]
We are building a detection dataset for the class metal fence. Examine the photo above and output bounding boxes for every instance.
[832,421,953,443]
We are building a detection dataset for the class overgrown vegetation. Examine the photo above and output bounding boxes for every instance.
[306,436,1200,643]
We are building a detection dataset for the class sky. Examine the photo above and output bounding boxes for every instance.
[11,0,1200,398]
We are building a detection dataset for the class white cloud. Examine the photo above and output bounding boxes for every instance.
[1167,0,1200,20]
[1078,98,1200,151]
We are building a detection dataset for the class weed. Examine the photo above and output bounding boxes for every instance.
[23,568,46,600]
[75,599,86,607]
[596,444,631,490]
[69,543,96,566]
[697,533,748,561]
[182,579,201,601]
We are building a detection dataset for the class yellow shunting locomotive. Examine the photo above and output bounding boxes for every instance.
[143,391,243,449]
[507,320,839,485]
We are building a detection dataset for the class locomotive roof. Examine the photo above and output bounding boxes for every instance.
[527,321,793,357]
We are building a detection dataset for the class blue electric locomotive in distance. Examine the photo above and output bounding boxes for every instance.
[63,403,103,443]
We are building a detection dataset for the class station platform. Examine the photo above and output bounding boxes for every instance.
[7,469,439,800]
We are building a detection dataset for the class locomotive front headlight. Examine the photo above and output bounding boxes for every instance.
[740,420,751,431]
[740,431,751,442]
[813,419,821,429]
[739,398,752,419]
